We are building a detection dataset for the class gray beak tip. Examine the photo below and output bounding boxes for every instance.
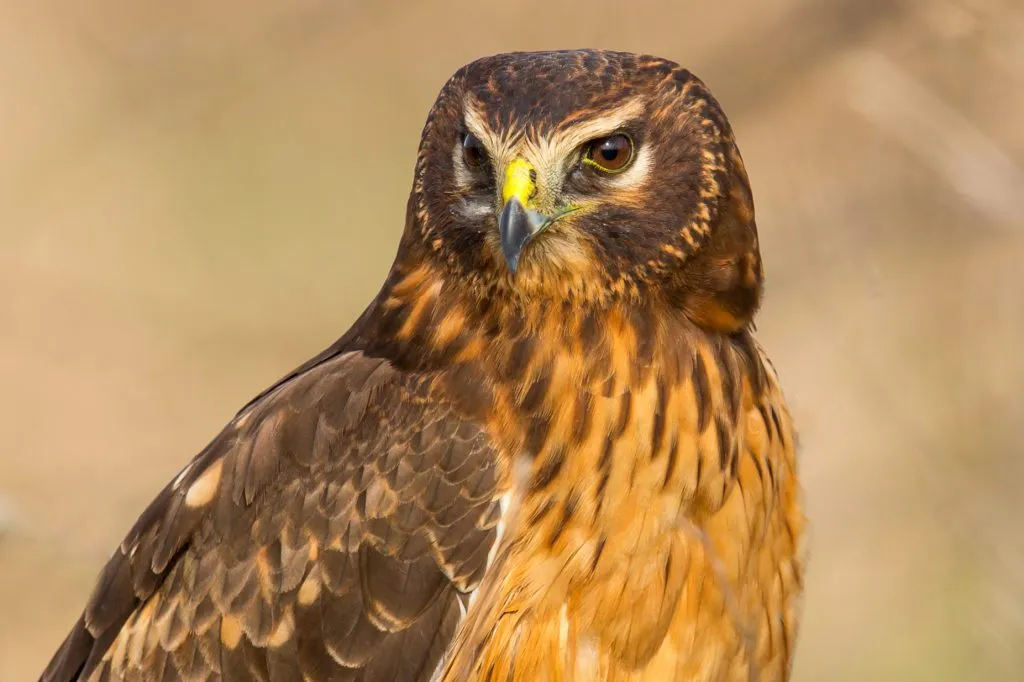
[498,197,530,274]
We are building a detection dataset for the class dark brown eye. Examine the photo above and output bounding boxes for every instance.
[585,133,633,172]
[461,132,489,168]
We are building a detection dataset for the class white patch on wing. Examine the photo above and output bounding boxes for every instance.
[184,459,223,508]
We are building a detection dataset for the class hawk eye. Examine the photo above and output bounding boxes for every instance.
[461,132,489,169]
[585,134,634,173]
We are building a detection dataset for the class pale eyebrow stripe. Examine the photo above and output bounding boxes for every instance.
[453,102,502,191]
[554,99,646,148]
[457,100,526,188]
[462,101,518,157]
[523,98,646,164]
[462,104,495,146]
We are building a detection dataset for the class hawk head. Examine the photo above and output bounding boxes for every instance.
[405,50,762,333]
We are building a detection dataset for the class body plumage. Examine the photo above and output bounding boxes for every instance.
[41,50,804,682]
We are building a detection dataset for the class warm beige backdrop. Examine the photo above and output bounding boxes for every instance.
[2,1,1022,680]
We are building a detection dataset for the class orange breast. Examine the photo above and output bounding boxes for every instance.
[437,312,805,682]
[380,266,806,682]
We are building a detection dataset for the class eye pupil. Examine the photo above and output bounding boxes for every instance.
[462,132,488,168]
[586,134,633,172]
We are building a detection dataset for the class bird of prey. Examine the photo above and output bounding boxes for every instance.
[41,50,804,682]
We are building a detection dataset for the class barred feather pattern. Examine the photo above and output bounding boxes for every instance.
[41,351,504,682]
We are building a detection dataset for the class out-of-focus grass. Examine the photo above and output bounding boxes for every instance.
[2,1,1022,680]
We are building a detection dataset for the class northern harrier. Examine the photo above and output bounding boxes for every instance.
[41,50,804,682]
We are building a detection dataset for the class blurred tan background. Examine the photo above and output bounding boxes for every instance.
[2,0,1023,679]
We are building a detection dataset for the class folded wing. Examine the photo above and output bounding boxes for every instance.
[41,350,503,682]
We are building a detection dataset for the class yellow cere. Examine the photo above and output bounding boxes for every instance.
[502,158,536,206]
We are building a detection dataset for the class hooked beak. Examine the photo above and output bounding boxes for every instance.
[498,158,549,274]
[498,197,550,274]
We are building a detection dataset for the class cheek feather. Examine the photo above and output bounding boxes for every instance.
[454,198,493,220]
